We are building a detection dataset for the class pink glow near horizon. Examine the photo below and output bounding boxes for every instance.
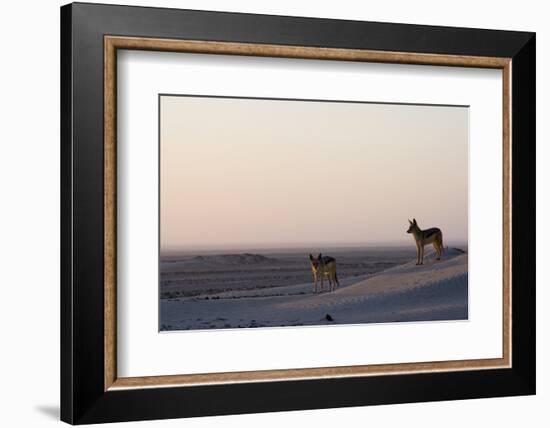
[160,96,468,252]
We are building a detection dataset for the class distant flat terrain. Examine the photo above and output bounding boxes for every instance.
[160,247,415,299]
[159,247,468,331]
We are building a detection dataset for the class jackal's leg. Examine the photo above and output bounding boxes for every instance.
[313,275,317,293]
[419,245,424,265]
[416,243,421,265]
[320,276,324,292]
[434,242,441,260]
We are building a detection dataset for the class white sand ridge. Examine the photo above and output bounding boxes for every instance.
[276,248,467,312]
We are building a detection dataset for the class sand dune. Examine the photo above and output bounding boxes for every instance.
[160,248,467,331]
[280,248,466,308]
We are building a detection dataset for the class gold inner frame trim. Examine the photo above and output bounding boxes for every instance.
[104,35,512,391]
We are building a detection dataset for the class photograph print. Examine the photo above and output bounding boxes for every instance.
[159,95,468,331]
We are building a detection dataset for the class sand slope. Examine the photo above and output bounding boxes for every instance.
[160,248,468,331]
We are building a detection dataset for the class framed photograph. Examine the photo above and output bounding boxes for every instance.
[60,2,535,424]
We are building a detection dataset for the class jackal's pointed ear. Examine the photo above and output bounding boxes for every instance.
[413,218,417,225]
[408,219,413,225]
[309,254,314,261]
[317,253,322,260]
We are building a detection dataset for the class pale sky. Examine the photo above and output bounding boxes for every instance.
[160,95,468,252]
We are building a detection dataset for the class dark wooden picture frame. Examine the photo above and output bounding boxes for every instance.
[61,2,535,424]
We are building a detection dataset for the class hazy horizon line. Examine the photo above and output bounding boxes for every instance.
[161,240,469,255]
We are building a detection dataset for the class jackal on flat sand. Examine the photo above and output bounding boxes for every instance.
[309,253,340,292]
